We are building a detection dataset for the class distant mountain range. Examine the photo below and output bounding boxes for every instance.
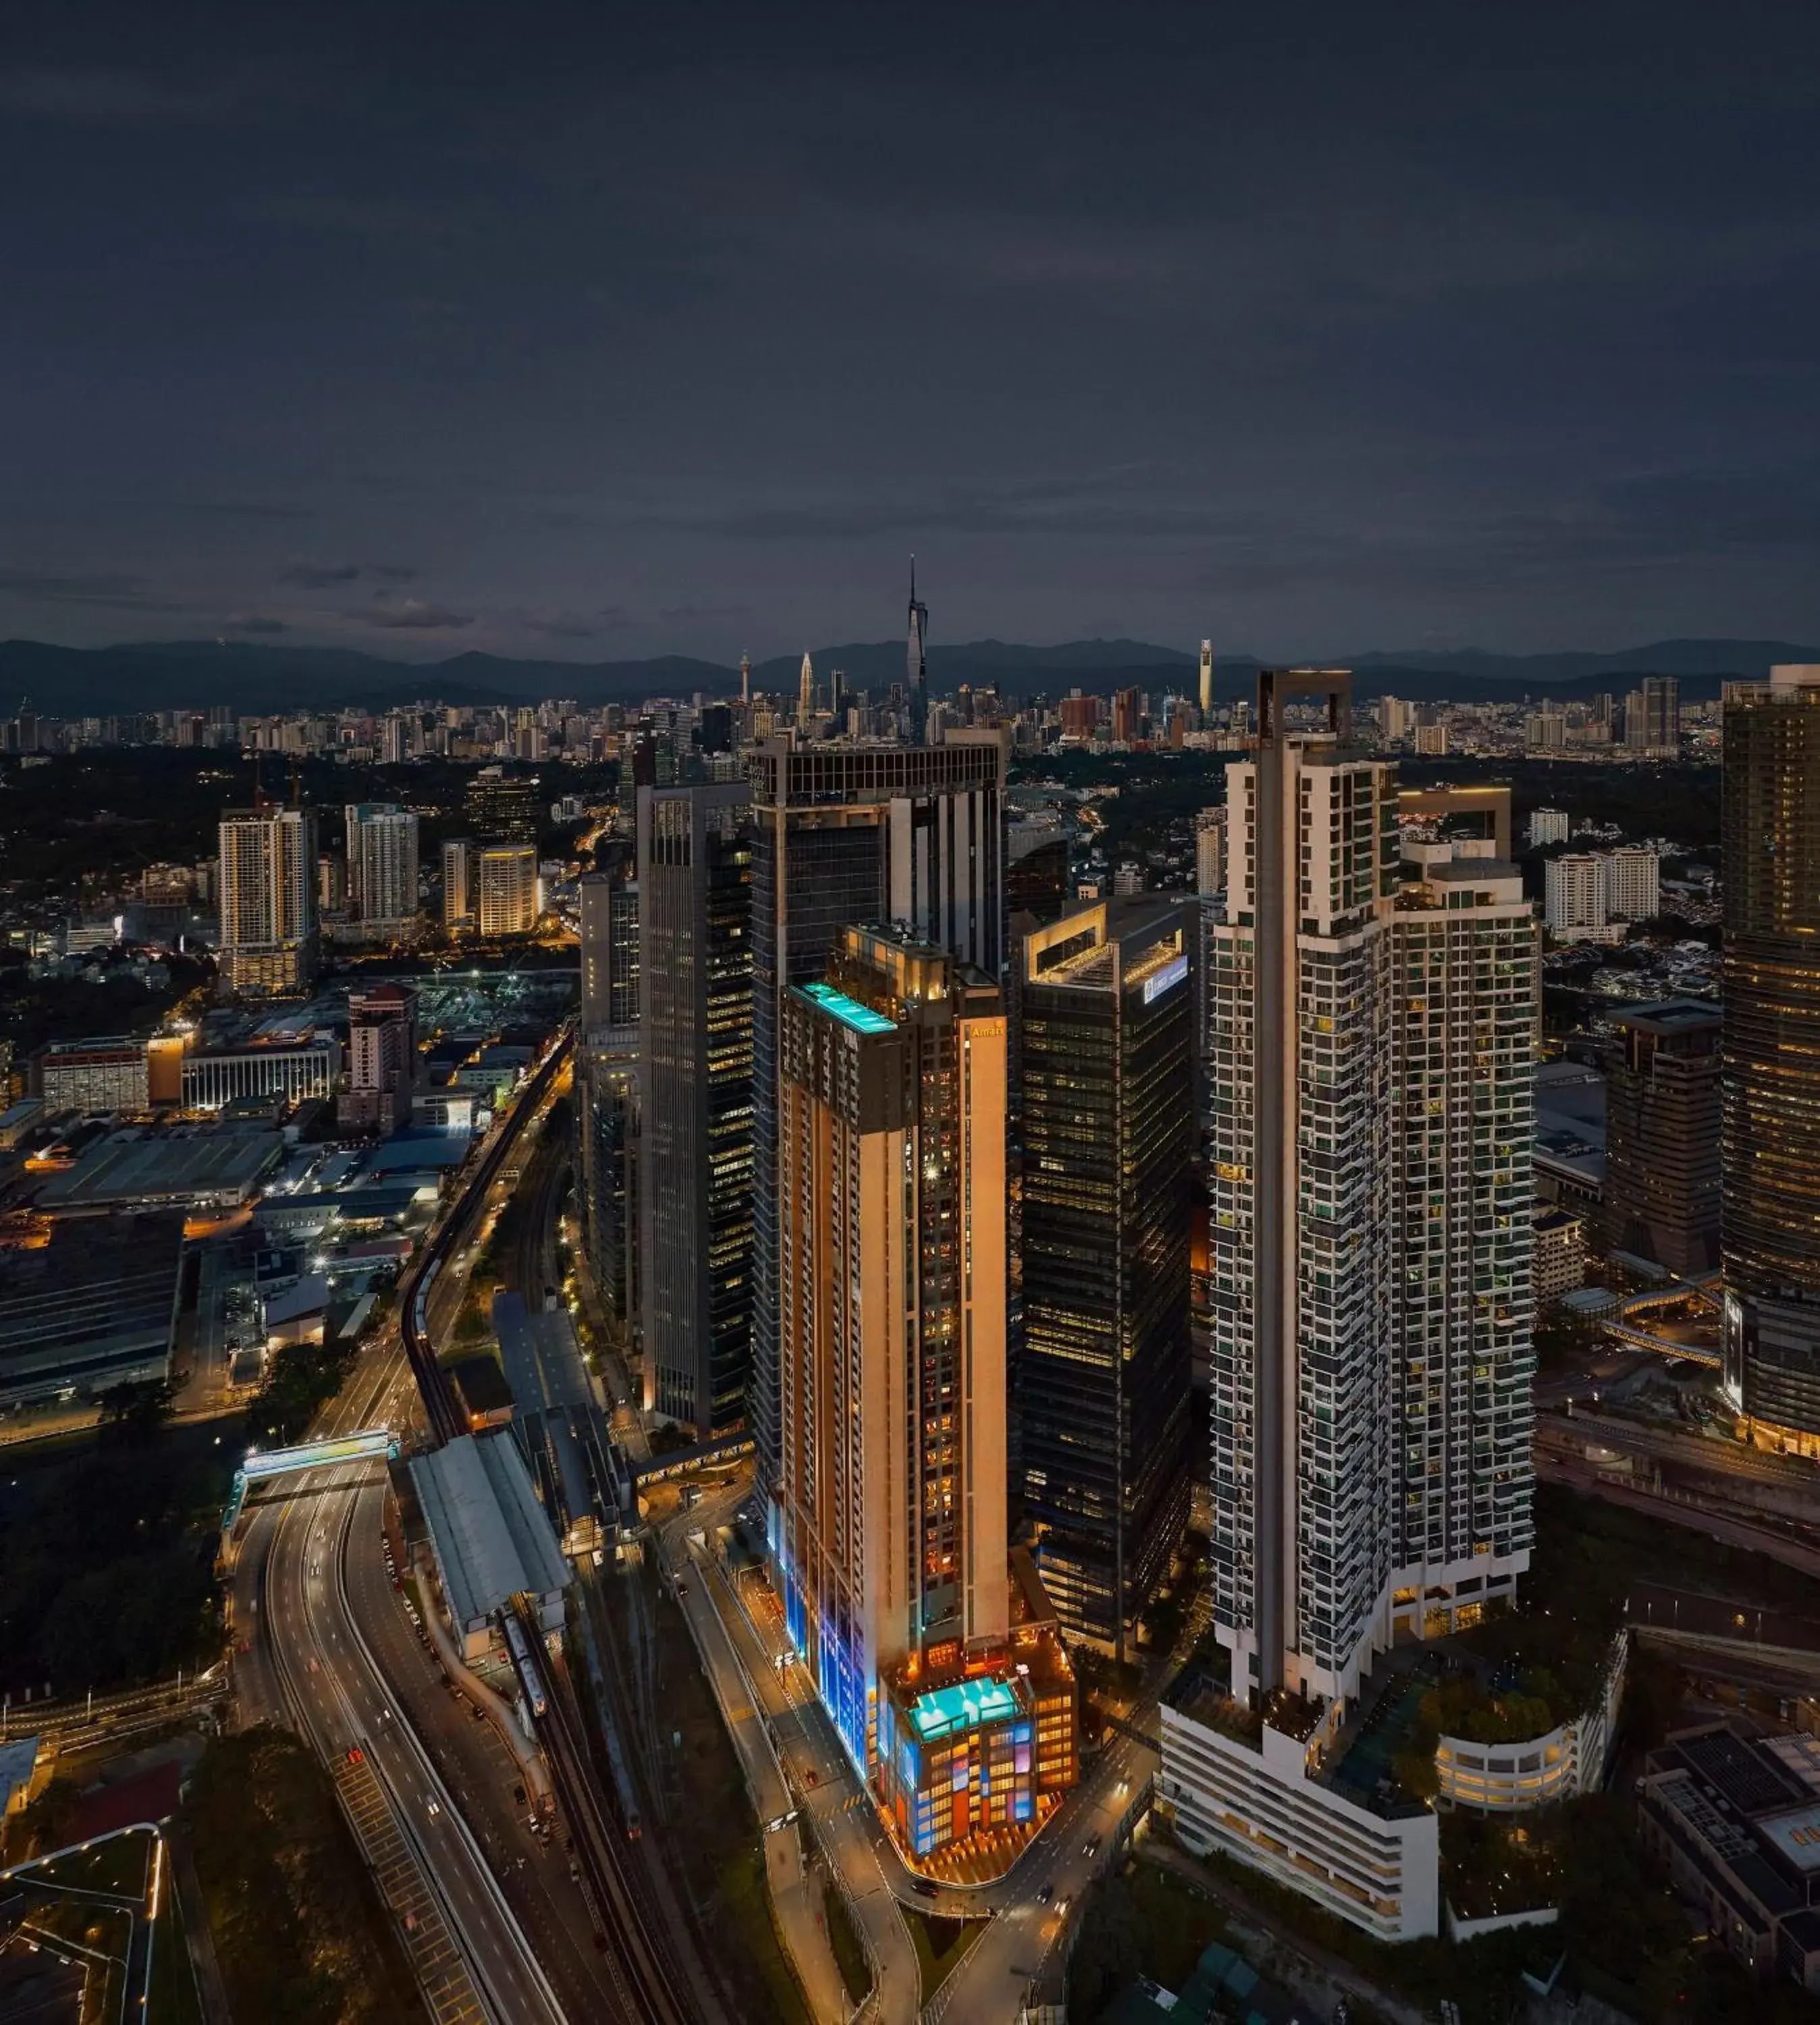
[0,634,1812,716]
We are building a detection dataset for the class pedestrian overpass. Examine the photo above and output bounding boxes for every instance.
[221,1428,401,1534]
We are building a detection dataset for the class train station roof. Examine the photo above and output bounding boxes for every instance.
[408,1430,566,1634]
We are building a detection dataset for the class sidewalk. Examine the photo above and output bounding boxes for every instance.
[661,1521,855,2024]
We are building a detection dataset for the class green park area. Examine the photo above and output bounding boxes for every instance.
[184,1725,423,2025]
[0,1414,234,1700]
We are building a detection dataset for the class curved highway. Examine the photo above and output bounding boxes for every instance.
[236,1351,565,2025]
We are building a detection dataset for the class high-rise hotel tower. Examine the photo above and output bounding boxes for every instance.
[1723,666,1820,1442]
[747,732,1009,1515]
[775,925,1075,1862]
[1204,671,1536,1712]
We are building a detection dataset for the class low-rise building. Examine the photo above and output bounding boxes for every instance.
[1157,1686,1440,1942]
[1638,1723,1820,1992]
[34,1125,284,1213]
[1435,1633,1626,1810]
[37,1035,149,1112]
[183,1029,341,1110]
[0,1210,186,1409]
[408,1431,568,1659]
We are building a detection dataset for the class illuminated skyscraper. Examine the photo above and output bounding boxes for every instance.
[579,840,643,1341]
[776,925,1074,1858]
[441,837,477,932]
[1722,666,1820,1441]
[1199,638,1214,717]
[1204,670,1534,1712]
[579,843,639,1036]
[747,733,1009,1507]
[1018,898,1195,1660]
[637,783,754,1437]
[798,652,814,729]
[219,802,319,998]
[465,766,539,842]
[477,842,538,937]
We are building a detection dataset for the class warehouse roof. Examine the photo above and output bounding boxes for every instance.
[0,1210,185,1404]
[36,1125,282,1209]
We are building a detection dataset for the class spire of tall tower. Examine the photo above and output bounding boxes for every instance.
[907,558,929,746]
[1200,638,1214,718]
[798,651,814,727]
[740,651,752,707]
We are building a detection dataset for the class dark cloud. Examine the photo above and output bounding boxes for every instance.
[279,561,360,588]
[658,601,753,622]
[0,66,250,127]
[5,4,1820,656]
[367,598,473,630]
[0,568,187,613]
[278,560,414,587]
[523,612,599,639]
[223,612,288,634]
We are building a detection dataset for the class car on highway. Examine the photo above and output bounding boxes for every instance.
[1036,1883,1054,1906]
[912,1879,938,1897]
[1083,1834,1101,1858]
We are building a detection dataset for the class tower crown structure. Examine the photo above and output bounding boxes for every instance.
[907,560,930,744]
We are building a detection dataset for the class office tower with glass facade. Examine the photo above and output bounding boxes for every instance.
[465,766,541,842]
[637,783,753,1438]
[577,840,643,1344]
[344,802,420,932]
[747,733,1009,1511]
[218,803,319,998]
[1642,674,1680,756]
[579,843,639,1037]
[1204,670,1535,1718]
[1723,666,1820,1441]
[1604,999,1723,1278]
[1019,898,1194,1661]
[775,925,1074,1862]
[579,1037,640,1340]
[477,842,539,937]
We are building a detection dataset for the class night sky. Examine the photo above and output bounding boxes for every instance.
[6,1,1820,662]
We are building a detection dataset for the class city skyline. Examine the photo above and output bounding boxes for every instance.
[7,5,1820,2016]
